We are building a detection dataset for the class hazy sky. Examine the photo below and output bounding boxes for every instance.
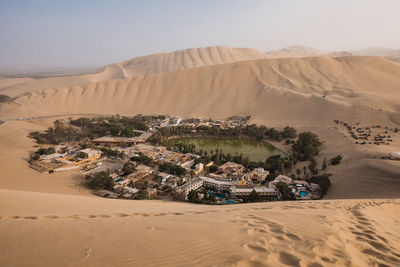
[1,0,399,71]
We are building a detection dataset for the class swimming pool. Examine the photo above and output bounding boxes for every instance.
[299,191,309,197]
[221,200,235,205]
[210,192,226,200]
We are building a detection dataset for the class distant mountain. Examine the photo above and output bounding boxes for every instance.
[354,47,400,57]
[265,45,356,58]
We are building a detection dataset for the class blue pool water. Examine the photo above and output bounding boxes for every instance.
[299,191,309,197]
[210,192,226,200]
[221,200,235,205]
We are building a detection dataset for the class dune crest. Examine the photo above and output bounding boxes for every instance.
[0,46,266,97]
[3,56,400,127]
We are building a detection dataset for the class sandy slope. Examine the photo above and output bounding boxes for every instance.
[0,187,399,267]
[2,56,400,124]
[0,46,265,97]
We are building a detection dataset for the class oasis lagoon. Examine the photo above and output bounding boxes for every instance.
[170,137,285,162]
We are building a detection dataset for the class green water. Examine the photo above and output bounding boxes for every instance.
[171,137,284,162]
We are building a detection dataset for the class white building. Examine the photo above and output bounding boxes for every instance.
[230,186,280,198]
[80,148,102,158]
[200,176,235,192]
[390,152,400,159]
[268,175,293,188]
[176,178,204,198]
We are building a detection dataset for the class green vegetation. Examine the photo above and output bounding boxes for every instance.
[100,147,124,158]
[292,132,322,161]
[35,147,56,155]
[275,182,295,200]
[85,171,114,190]
[31,147,56,160]
[122,162,136,175]
[0,94,11,102]
[329,155,343,165]
[309,174,332,196]
[28,115,153,145]
[148,124,297,145]
[70,115,149,137]
[134,190,149,200]
[130,155,154,166]
[208,165,218,173]
[187,190,217,204]
[249,189,260,202]
[28,120,83,144]
[159,162,186,176]
[187,190,201,203]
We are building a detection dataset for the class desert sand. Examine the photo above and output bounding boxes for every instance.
[1,46,400,266]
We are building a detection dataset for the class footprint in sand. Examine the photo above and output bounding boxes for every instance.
[153,213,167,216]
[45,215,59,219]
[278,252,301,267]
[2,215,20,220]
[243,243,269,254]
[113,213,129,217]
[24,216,38,220]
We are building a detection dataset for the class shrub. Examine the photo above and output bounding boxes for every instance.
[188,190,201,203]
[0,94,10,102]
[330,155,342,165]
[130,155,153,166]
[85,171,114,190]
[275,182,295,200]
[122,162,136,175]
[292,132,322,161]
[159,162,186,176]
[135,190,148,200]
[208,165,218,173]
[309,174,331,196]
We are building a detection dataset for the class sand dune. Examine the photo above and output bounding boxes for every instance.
[3,56,400,125]
[0,46,266,97]
[0,186,399,267]
[105,46,266,78]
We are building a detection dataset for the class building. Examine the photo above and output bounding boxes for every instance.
[268,175,293,188]
[194,163,204,175]
[127,164,153,183]
[390,152,400,160]
[230,187,280,199]
[245,168,269,183]
[236,179,253,188]
[79,148,102,159]
[91,132,153,145]
[175,178,204,198]
[217,162,245,177]
[146,188,158,198]
[200,176,235,192]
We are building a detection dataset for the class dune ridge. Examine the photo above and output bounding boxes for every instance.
[3,56,400,126]
[0,46,266,97]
